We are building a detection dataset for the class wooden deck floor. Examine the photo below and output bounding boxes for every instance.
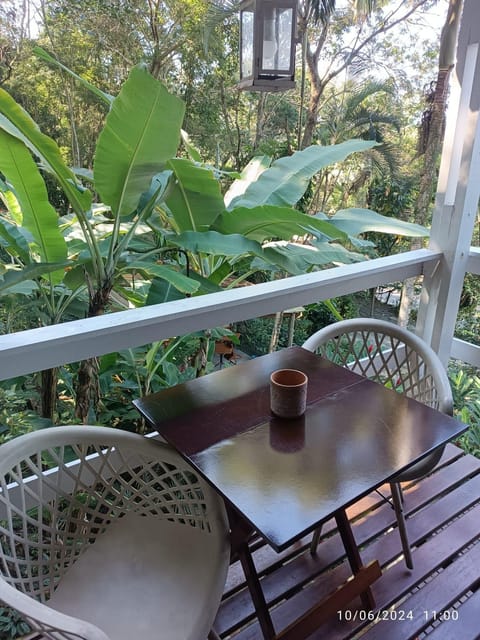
[214,444,480,640]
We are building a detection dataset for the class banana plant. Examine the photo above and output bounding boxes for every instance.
[0,64,196,420]
[0,57,429,421]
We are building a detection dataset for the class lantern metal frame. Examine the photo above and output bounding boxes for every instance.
[238,0,298,92]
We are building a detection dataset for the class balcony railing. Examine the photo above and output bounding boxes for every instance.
[0,248,444,381]
[0,246,479,384]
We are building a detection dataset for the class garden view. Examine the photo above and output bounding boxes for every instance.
[0,0,479,462]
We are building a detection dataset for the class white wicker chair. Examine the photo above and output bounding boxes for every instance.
[302,318,453,570]
[0,426,230,640]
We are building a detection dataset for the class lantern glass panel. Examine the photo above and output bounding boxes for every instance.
[261,6,293,72]
[241,7,254,78]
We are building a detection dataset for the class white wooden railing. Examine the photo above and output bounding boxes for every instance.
[0,245,479,385]
[450,247,480,367]
[0,248,444,381]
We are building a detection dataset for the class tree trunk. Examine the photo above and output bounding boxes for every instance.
[399,0,463,327]
[269,312,284,353]
[301,80,323,149]
[74,281,111,423]
[41,367,58,421]
[75,357,99,423]
[299,19,328,150]
[254,93,268,150]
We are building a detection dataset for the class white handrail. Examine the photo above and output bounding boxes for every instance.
[0,249,440,381]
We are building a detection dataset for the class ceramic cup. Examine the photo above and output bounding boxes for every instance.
[270,368,308,419]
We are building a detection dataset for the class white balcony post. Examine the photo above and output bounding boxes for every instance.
[417,0,480,367]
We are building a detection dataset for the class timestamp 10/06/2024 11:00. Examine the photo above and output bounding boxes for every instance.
[336,609,460,623]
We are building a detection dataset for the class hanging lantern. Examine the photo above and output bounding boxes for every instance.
[238,0,297,92]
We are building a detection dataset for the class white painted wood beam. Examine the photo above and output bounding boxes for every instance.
[0,249,439,381]
[417,10,480,366]
[466,247,480,274]
[451,337,480,367]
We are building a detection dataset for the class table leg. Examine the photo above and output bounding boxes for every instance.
[237,540,276,639]
[334,509,376,610]
[227,506,377,639]
[227,506,276,640]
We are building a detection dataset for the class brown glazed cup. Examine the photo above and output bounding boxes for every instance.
[270,368,308,419]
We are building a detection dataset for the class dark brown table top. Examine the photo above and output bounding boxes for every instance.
[134,346,467,551]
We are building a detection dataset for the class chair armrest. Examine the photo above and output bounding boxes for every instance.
[0,579,110,640]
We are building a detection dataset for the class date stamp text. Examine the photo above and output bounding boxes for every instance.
[337,608,460,623]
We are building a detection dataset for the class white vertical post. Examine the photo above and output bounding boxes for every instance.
[417,0,480,366]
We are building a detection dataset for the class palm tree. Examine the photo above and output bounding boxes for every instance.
[204,1,435,150]
[311,79,401,211]
[297,0,433,148]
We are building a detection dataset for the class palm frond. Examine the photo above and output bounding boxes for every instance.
[203,1,242,52]
[345,112,401,136]
[366,142,401,176]
[342,80,394,117]
[308,0,337,24]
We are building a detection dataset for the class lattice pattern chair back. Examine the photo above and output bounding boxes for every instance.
[302,318,452,414]
[303,318,453,569]
[0,426,229,640]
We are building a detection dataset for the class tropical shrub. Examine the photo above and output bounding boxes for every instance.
[0,53,429,424]
[448,364,480,458]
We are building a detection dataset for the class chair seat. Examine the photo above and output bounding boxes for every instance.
[49,512,229,640]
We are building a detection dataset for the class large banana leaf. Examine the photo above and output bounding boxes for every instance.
[0,177,22,224]
[259,241,365,275]
[227,139,377,210]
[180,130,203,162]
[145,270,224,305]
[0,129,67,267]
[165,159,226,232]
[0,262,70,294]
[146,278,184,305]
[214,205,348,243]
[94,65,185,217]
[0,90,91,214]
[122,261,200,295]
[168,230,264,258]
[224,155,271,208]
[0,217,31,263]
[327,209,429,237]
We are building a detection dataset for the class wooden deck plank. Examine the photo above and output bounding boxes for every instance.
[217,478,479,637]
[231,500,480,640]
[280,475,480,640]
[217,447,480,640]
[356,527,480,640]
[425,588,480,640]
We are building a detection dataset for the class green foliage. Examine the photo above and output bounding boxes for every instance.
[0,50,429,427]
[94,340,200,432]
[0,605,31,639]
[94,66,185,218]
[365,176,418,257]
[448,364,480,458]
[458,273,480,311]
[227,139,378,210]
[0,380,53,445]
[304,295,359,332]
[236,296,358,356]
[454,277,480,358]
